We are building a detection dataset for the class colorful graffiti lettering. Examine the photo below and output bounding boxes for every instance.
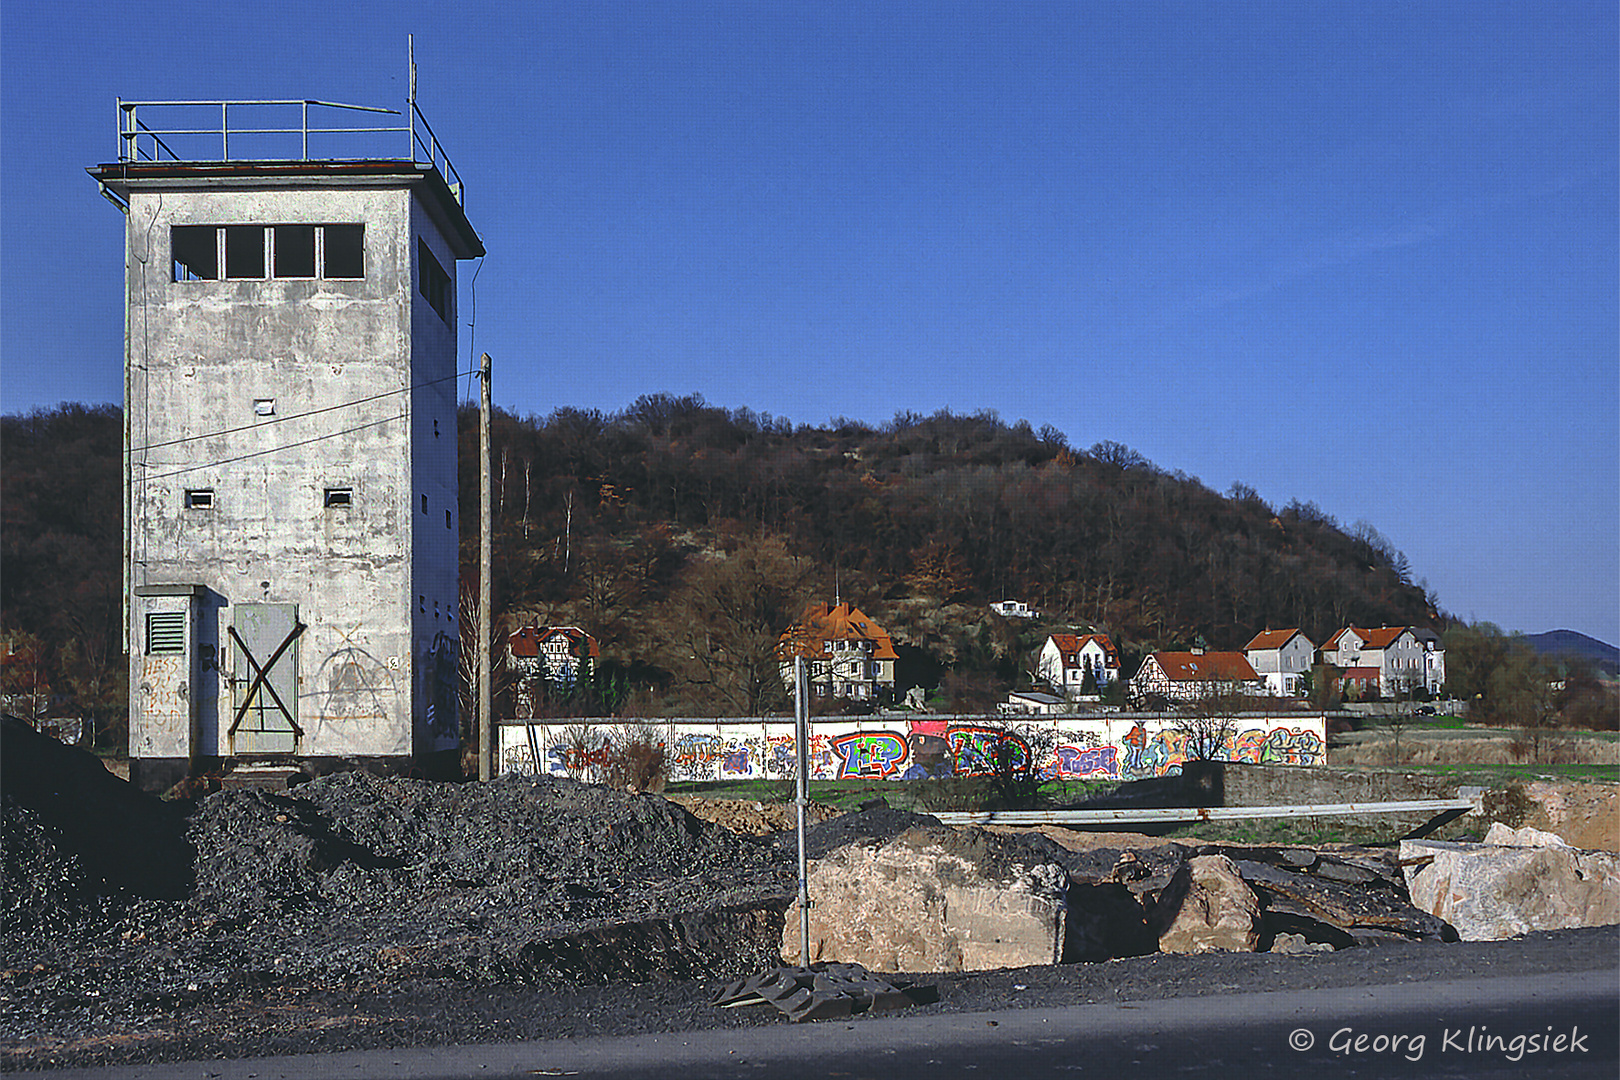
[546,740,615,775]
[829,731,909,779]
[721,743,752,775]
[1055,743,1120,779]
[949,725,1028,778]
[1260,726,1324,766]
[500,715,1328,784]
[807,733,838,778]
[766,735,797,776]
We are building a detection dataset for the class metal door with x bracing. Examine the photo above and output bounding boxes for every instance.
[229,603,305,755]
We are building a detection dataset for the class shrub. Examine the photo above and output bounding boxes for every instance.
[601,726,668,793]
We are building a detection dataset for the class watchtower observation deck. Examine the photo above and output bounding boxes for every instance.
[90,95,482,792]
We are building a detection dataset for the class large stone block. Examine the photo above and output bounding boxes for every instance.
[784,826,1067,972]
[1153,854,1260,954]
[1401,838,1620,942]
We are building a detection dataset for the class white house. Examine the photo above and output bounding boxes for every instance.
[999,690,1070,715]
[1243,628,1316,696]
[1321,626,1438,697]
[1130,649,1264,704]
[1037,633,1120,698]
[1413,628,1447,694]
[990,599,1039,619]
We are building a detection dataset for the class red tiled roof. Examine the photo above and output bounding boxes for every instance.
[1326,626,1411,651]
[507,625,599,659]
[1244,628,1307,651]
[779,603,899,661]
[1048,633,1119,668]
[1357,626,1409,649]
[1150,651,1261,683]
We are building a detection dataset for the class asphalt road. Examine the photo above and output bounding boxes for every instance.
[33,968,1617,1080]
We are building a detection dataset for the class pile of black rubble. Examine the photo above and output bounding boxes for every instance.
[1,716,849,1039]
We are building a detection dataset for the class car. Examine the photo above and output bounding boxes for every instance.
[1415,705,1436,715]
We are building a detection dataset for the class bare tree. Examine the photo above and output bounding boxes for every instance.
[1175,688,1245,762]
[657,536,816,715]
[458,583,513,767]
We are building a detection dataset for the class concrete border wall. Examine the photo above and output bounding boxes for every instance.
[498,713,1327,784]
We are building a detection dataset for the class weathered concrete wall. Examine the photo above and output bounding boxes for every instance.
[1223,763,1461,807]
[499,713,1328,784]
[120,176,466,773]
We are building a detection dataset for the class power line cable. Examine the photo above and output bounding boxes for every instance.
[135,412,405,482]
[126,368,474,455]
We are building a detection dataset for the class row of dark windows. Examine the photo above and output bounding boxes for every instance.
[171,226,455,329]
[172,224,365,281]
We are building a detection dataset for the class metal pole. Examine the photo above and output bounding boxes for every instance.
[478,352,493,780]
[795,655,811,965]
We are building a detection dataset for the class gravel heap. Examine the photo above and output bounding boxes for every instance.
[1,717,800,1058]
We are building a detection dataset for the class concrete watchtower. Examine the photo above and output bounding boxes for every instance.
[90,96,483,792]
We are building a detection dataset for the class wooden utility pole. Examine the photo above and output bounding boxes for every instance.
[478,352,493,781]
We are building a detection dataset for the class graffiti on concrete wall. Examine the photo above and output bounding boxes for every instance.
[497,714,1327,783]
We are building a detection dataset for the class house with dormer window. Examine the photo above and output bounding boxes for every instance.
[778,603,899,702]
[508,626,600,715]
[1130,647,1263,703]
[1321,626,1438,697]
[1037,633,1121,698]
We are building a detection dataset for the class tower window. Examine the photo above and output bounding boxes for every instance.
[274,225,316,278]
[224,226,266,279]
[174,224,364,282]
[185,488,214,509]
[172,226,217,280]
[324,225,365,278]
[324,487,353,508]
[419,239,452,322]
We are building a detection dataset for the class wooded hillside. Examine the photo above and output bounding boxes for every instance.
[1,399,1438,729]
[455,394,1436,712]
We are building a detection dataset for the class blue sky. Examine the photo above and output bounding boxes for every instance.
[3,2,1616,644]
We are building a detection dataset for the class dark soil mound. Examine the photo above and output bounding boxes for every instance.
[184,771,792,939]
[0,715,194,913]
[2,761,796,1021]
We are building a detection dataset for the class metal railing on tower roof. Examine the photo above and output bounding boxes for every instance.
[114,98,465,206]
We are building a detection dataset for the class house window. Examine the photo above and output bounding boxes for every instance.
[173,224,364,282]
[419,239,452,322]
[445,509,452,529]
[146,611,186,655]
[324,487,353,508]
[185,488,214,509]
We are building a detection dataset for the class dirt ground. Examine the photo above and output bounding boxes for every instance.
[665,795,841,835]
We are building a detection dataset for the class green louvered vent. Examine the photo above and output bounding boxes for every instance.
[146,611,186,655]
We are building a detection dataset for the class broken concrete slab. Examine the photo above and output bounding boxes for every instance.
[785,826,1069,972]
[1153,854,1260,954]
[1234,858,1456,944]
[1400,838,1620,942]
